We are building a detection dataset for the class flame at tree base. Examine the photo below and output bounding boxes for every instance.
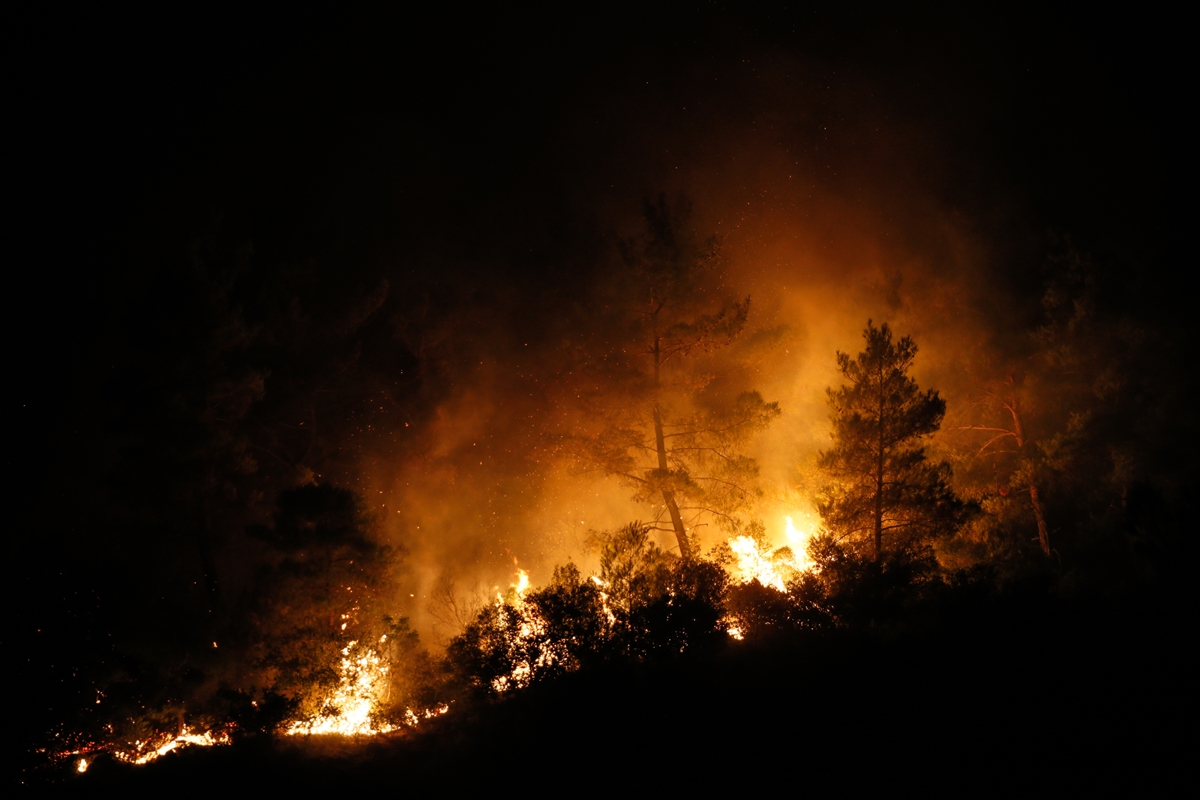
[285,639,395,737]
[283,634,451,737]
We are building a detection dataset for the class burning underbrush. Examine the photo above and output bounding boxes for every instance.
[445,518,829,695]
[49,517,891,782]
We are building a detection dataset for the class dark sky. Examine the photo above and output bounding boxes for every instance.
[8,3,1185,748]
[14,5,1183,279]
[12,4,1183,433]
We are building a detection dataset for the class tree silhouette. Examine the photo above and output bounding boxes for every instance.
[446,563,609,696]
[568,197,779,558]
[240,484,399,713]
[954,376,1053,558]
[818,321,972,562]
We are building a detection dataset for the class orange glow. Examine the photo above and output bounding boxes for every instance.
[285,637,394,737]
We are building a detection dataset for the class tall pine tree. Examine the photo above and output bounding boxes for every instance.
[567,197,779,558]
[818,321,972,562]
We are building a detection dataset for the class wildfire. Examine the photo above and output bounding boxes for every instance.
[110,725,232,766]
[729,536,789,591]
[589,575,618,624]
[286,638,395,736]
[497,568,531,604]
[785,513,818,573]
[491,565,553,694]
[403,704,451,727]
[727,514,817,592]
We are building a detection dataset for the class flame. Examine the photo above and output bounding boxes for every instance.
[498,568,531,604]
[727,514,817,593]
[729,536,788,591]
[111,726,231,765]
[76,758,88,773]
[589,575,617,624]
[403,704,451,727]
[282,620,453,736]
[490,565,555,694]
[784,514,817,572]
[285,638,395,736]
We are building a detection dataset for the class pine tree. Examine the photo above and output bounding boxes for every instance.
[567,197,779,558]
[818,321,972,562]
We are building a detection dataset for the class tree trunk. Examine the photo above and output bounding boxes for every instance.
[874,456,883,563]
[652,334,691,559]
[1028,482,1051,557]
[874,375,884,563]
[655,403,691,559]
[1007,396,1052,558]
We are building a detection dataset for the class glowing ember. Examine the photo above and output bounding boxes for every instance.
[111,726,231,765]
[286,638,394,736]
[76,758,88,773]
[403,704,451,727]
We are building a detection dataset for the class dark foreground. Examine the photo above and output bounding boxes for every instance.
[33,591,1187,795]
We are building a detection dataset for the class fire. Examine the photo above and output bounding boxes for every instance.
[490,565,555,694]
[403,704,451,727]
[110,725,232,766]
[76,758,88,773]
[589,575,617,624]
[729,536,789,591]
[285,638,395,736]
[498,567,531,604]
[726,514,817,592]
[785,513,817,572]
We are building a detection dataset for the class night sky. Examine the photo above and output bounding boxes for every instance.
[9,3,1189,784]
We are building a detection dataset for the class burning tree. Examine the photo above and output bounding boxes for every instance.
[447,564,611,695]
[568,197,779,558]
[239,484,404,724]
[818,321,973,563]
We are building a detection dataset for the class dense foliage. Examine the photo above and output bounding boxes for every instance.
[819,321,975,562]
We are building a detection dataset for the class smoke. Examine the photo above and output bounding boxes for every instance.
[329,49,1050,642]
